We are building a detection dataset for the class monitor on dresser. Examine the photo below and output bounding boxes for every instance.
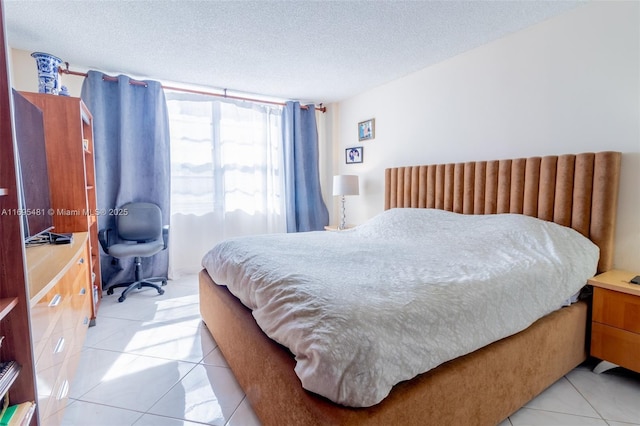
[12,89,54,243]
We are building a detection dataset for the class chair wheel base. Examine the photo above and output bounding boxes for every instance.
[106,278,167,303]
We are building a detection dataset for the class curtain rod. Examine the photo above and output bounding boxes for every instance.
[60,65,326,113]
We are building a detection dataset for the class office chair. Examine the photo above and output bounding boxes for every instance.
[98,202,169,302]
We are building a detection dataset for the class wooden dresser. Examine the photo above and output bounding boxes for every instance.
[26,233,92,425]
[20,92,102,325]
[589,270,640,373]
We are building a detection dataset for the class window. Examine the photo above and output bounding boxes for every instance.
[166,93,286,276]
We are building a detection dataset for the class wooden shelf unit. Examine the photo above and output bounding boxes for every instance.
[20,92,103,325]
[0,2,38,424]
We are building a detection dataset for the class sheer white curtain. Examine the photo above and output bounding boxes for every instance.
[166,93,286,277]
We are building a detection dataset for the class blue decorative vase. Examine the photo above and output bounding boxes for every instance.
[31,52,63,94]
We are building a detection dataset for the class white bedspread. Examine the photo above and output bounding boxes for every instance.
[201,208,598,407]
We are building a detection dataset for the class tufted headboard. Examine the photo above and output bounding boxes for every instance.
[385,151,621,273]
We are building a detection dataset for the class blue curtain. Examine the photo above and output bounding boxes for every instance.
[282,101,329,232]
[81,71,170,288]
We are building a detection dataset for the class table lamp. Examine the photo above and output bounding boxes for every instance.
[333,175,359,230]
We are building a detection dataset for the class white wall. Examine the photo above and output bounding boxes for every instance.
[332,1,640,271]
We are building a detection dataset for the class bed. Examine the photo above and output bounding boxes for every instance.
[199,151,621,425]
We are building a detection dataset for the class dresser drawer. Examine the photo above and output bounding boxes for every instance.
[60,270,91,332]
[591,322,640,373]
[66,248,90,286]
[593,287,640,333]
[42,349,84,426]
[31,284,69,338]
[37,357,74,422]
[70,295,91,356]
[36,360,61,420]
[31,290,71,365]
[36,324,78,372]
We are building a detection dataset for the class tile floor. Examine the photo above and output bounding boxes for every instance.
[60,274,640,426]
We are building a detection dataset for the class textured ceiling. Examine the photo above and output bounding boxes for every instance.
[4,0,583,104]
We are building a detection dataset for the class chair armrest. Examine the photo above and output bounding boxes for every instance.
[162,225,170,250]
[98,228,112,254]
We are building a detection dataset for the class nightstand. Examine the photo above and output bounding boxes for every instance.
[588,270,640,374]
[324,225,353,231]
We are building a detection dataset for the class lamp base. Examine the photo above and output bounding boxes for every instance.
[339,195,347,230]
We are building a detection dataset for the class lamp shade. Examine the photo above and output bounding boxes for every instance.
[333,175,359,196]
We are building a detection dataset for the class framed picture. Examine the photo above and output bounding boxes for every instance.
[358,118,375,141]
[345,147,363,164]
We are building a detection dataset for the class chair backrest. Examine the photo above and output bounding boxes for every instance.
[117,202,163,242]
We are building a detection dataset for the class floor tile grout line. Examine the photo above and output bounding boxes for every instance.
[135,411,215,426]
[224,395,249,426]
[517,374,606,421]
[513,406,611,422]
[83,332,218,364]
[90,313,206,328]
[82,347,214,365]
[99,300,202,309]
[73,360,198,406]
[70,346,203,404]
[70,346,143,401]
[565,370,609,422]
[78,322,225,423]
[81,345,205,368]
[69,398,149,416]
[137,361,201,420]
[71,353,202,418]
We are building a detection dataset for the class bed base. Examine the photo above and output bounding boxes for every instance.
[200,269,587,426]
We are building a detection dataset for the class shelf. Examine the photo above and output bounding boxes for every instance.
[0,400,36,425]
[0,297,18,321]
[81,110,91,125]
[0,361,22,399]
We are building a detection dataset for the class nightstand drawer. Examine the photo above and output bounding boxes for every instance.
[593,287,640,334]
[591,322,640,373]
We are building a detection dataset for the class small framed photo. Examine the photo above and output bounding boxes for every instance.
[358,118,375,141]
[345,147,363,164]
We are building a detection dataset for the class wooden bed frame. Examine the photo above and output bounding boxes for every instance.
[199,151,621,425]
